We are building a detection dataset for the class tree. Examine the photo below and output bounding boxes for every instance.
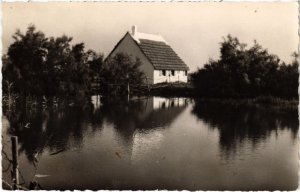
[87,50,104,80]
[191,35,297,99]
[276,52,298,99]
[100,53,145,96]
[3,24,103,101]
[42,35,73,96]
[6,25,48,96]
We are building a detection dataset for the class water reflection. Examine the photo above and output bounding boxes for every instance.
[2,97,298,190]
[191,99,298,159]
[92,96,188,160]
[3,96,188,163]
[4,105,92,163]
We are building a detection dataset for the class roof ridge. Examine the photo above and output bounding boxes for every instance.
[130,32,168,44]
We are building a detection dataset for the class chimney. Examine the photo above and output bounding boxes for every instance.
[132,25,137,36]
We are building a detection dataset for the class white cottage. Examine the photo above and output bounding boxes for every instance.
[106,26,189,84]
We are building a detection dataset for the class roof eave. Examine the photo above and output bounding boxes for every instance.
[154,66,189,71]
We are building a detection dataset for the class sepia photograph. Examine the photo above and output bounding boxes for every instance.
[1,2,299,190]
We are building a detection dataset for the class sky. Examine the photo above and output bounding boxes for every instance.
[2,2,298,72]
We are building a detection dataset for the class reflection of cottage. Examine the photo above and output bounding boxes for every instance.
[109,97,188,163]
[152,97,187,110]
[132,97,188,129]
[106,26,189,84]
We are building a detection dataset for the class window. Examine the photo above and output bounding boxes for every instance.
[185,71,188,76]
[159,70,163,76]
[171,70,175,76]
[170,101,175,107]
[162,70,166,76]
[161,102,166,109]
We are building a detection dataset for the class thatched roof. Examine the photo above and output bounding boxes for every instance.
[106,28,189,71]
[137,39,189,71]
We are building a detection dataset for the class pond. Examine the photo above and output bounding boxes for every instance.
[2,96,298,190]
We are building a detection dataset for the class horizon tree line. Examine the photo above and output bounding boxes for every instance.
[191,35,298,99]
[2,25,298,103]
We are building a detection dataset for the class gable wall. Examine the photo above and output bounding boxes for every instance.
[109,33,154,84]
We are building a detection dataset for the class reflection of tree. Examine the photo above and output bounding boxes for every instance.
[191,100,298,159]
[3,97,188,163]
[4,102,97,163]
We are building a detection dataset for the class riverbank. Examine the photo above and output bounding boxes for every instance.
[133,82,194,97]
[3,82,298,110]
[135,82,298,108]
[138,82,299,106]
[193,96,298,110]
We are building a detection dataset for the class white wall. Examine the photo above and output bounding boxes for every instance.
[153,70,188,84]
[109,33,155,84]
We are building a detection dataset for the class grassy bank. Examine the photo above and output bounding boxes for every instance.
[136,82,194,97]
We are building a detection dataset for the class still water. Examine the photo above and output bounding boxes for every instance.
[2,96,298,190]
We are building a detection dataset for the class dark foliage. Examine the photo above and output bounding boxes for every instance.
[191,35,298,99]
[191,99,298,158]
[100,53,145,96]
[2,25,103,101]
